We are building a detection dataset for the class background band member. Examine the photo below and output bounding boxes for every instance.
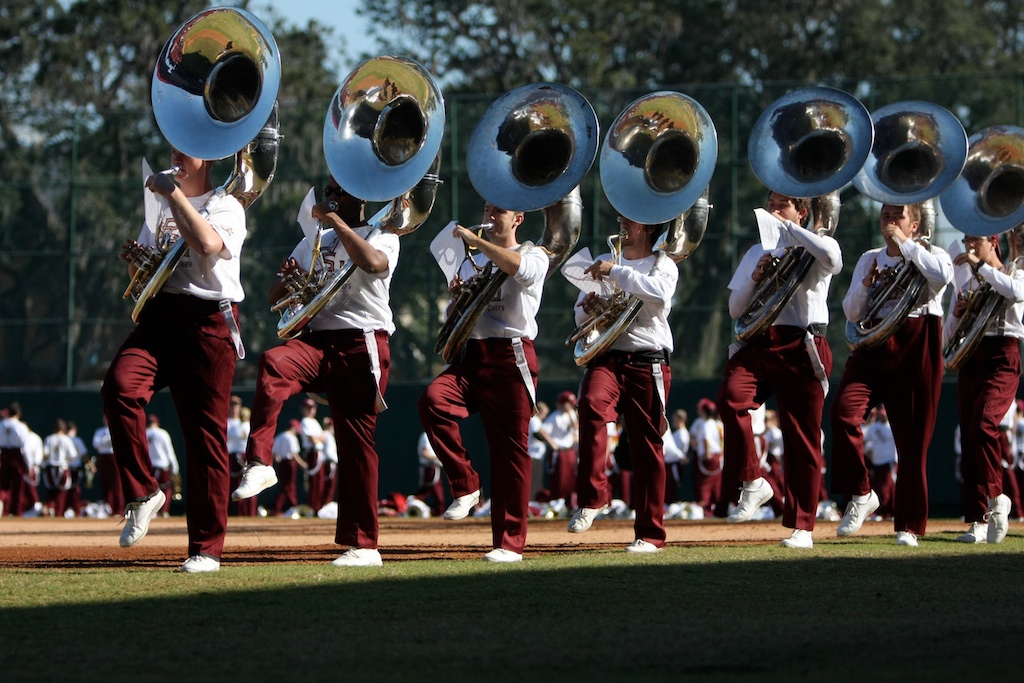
[418,201,545,563]
[102,148,245,573]
[718,192,842,548]
[568,217,676,552]
[946,231,1024,544]
[92,415,125,517]
[234,178,396,567]
[542,391,579,509]
[831,203,952,547]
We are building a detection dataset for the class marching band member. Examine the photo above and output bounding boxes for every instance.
[417,201,546,563]
[831,203,952,547]
[102,148,246,573]
[718,192,842,548]
[568,216,676,552]
[945,230,1024,544]
[233,178,397,568]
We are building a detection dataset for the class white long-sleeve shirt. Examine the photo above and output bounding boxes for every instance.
[146,426,179,474]
[729,215,842,327]
[573,251,677,352]
[845,241,953,323]
[943,254,1024,345]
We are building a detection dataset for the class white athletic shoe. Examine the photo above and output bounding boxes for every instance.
[625,539,661,553]
[727,478,773,523]
[119,490,166,548]
[329,548,383,567]
[443,489,481,520]
[896,531,919,547]
[956,521,987,544]
[231,463,278,501]
[568,505,609,533]
[780,529,813,548]
[179,555,220,573]
[483,548,523,563]
[986,494,1011,544]
[836,490,880,537]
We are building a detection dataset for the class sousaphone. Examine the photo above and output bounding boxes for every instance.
[736,86,873,341]
[567,91,717,366]
[125,7,281,322]
[845,101,968,350]
[275,55,445,339]
[434,83,599,364]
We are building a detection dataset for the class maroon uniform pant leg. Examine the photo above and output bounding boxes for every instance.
[619,360,670,546]
[576,360,620,509]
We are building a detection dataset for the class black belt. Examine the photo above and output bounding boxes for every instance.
[607,349,669,365]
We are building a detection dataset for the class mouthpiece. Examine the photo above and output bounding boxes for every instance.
[475,222,495,232]
[160,165,182,177]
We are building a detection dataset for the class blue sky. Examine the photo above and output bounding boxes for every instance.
[254,0,379,77]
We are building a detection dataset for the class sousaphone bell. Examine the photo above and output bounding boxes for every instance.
[736,86,873,341]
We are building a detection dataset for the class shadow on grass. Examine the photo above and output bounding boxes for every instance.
[1,544,1022,683]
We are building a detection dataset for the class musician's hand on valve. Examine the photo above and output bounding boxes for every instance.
[119,239,142,263]
[578,292,600,314]
[752,253,774,282]
[584,259,613,281]
[277,257,305,280]
[953,291,969,317]
[862,257,879,288]
[447,274,465,298]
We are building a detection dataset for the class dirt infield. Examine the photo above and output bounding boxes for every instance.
[0,515,971,569]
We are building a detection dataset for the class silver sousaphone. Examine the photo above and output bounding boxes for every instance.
[736,86,873,341]
[941,125,1024,370]
[845,101,968,350]
[275,55,445,339]
[125,7,281,323]
[433,83,599,364]
[567,91,717,366]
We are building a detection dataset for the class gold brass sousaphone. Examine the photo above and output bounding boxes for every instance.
[736,86,873,341]
[274,55,445,339]
[124,7,281,323]
[940,125,1024,370]
[433,83,599,364]
[566,91,717,366]
[845,101,968,350]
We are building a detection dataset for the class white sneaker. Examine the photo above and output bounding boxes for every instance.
[329,548,383,567]
[443,489,481,520]
[568,505,609,533]
[896,531,919,547]
[836,490,880,537]
[483,548,523,563]
[179,555,220,573]
[625,539,662,553]
[231,463,278,501]
[727,478,773,523]
[956,521,988,544]
[119,490,166,548]
[986,494,1011,544]
[780,529,813,548]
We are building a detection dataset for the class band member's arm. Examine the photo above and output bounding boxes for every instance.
[900,239,953,289]
[975,260,1024,302]
[842,251,880,323]
[455,226,522,277]
[606,261,678,304]
[782,222,843,274]
[146,173,226,257]
[313,201,389,274]
[727,247,764,319]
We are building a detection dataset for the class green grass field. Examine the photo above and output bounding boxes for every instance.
[1,531,1021,682]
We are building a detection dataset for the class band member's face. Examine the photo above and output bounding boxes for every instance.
[767,193,805,224]
[325,180,363,216]
[880,205,918,237]
[962,234,996,258]
[170,149,205,179]
[483,203,523,235]
[618,217,653,248]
